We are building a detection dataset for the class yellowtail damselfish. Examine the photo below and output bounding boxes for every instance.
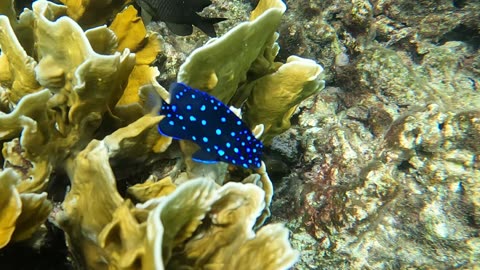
[135,0,226,37]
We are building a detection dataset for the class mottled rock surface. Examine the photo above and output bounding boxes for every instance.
[268,0,480,269]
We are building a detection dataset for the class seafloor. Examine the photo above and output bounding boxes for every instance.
[0,0,479,269]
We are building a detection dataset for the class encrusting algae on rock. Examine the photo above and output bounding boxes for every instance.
[0,0,326,268]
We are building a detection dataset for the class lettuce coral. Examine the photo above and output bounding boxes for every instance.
[177,0,325,143]
[0,0,157,250]
[244,56,325,142]
[0,169,22,248]
[59,0,132,28]
[0,169,52,248]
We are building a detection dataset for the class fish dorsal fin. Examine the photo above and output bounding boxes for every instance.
[191,0,213,12]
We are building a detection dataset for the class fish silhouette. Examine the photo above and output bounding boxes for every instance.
[135,0,226,37]
[157,83,263,169]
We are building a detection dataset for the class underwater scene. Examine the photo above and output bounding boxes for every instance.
[0,0,479,269]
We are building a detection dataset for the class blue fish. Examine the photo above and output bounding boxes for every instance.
[157,83,263,169]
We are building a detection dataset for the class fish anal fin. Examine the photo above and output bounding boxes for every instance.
[165,22,193,36]
[192,149,219,164]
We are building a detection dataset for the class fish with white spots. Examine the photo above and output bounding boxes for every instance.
[157,83,263,169]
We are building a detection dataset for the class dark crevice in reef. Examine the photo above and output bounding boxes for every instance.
[396,160,414,172]
[0,222,73,270]
[453,0,468,9]
[263,148,292,181]
[439,24,480,50]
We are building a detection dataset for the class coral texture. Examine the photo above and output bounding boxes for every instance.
[267,0,480,269]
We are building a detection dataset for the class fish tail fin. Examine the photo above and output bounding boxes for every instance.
[140,84,164,115]
[196,17,227,37]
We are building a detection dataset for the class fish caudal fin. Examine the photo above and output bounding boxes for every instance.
[140,85,162,115]
[195,17,227,37]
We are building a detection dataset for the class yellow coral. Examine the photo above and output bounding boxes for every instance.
[110,5,161,106]
[177,0,286,103]
[59,0,132,27]
[0,169,52,248]
[98,201,148,268]
[0,169,22,249]
[12,192,52,242]
[127,176,176,202]
[0,16,40,105]
[244,56,325,142]
[109,5,146,52]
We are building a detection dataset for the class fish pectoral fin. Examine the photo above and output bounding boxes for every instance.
[136,0,154,25]
[141,11,152,25]
[165,22,193,36]
[192,149,219,164]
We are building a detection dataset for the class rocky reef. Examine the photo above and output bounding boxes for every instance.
[269,0,480,269]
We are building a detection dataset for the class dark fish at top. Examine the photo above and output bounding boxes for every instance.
[157,83,263,169]
[135,0,226,37]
